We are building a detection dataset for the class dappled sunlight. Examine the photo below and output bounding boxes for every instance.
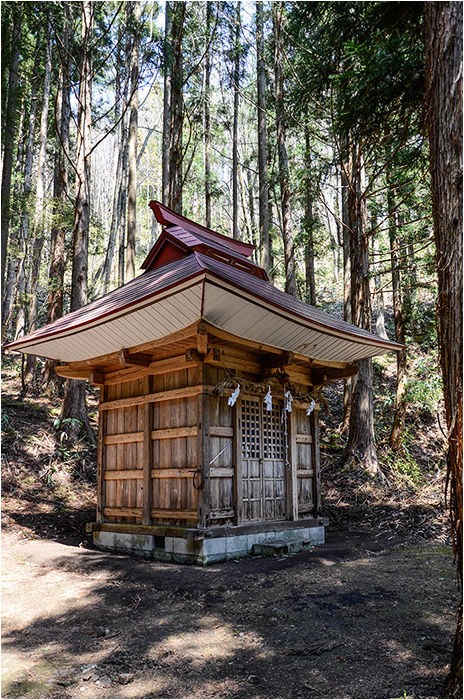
[1,530,457,699]
[162,615,250,660]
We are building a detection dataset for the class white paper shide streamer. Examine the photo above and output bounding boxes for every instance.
[263,386,273,411]
[227,384,241,407]
[306,399,316,417]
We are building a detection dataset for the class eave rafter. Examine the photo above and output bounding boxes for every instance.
[55,320,359,389]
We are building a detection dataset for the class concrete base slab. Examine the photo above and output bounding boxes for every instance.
[93,523,325,565]
[252,540,312,556]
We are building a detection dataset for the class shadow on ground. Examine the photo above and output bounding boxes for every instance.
[1,528,457,699]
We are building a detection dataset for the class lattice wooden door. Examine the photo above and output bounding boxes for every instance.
[240,398,287,521]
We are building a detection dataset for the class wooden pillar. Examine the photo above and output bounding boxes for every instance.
[96,386,106,522]
[288,409,298,521]
[311,406,322,514]
[233,401,243,524]
[198,374,211,528]
[142,375,153,525]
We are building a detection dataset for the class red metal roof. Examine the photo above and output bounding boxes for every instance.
[141,202,267,280]
[196,253,400,350]
[5,255,205,350]
[148,201,255,258]
[5,248,401,359]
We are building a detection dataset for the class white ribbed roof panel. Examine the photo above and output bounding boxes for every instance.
[13,282,204,362]
[202,279,394,363]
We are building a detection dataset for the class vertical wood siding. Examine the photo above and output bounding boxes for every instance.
[98,358,321,527]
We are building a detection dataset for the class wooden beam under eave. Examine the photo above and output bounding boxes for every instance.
[196,332,208,356]
[313,365,358,383]
[55,365,93,381]
[127,321,200,355]
[90,371,105,386]
[55,365,106,385]
[261,351,295,369]
[203,322,355,369]
[148,353,201,375]
[119,349,153,367]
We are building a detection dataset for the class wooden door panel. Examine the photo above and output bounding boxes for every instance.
[240,398,286,521]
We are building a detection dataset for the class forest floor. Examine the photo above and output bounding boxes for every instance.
[1,362,459,699]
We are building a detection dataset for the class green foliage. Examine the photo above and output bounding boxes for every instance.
[382,439,422,485]
[288,1,424,144]
[406,360,442,418]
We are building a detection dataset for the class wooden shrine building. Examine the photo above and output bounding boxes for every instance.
[6,202,400,564]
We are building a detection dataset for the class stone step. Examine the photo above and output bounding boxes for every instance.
[251,540,313,556]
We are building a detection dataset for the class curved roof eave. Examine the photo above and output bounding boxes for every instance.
[4,253,402,365]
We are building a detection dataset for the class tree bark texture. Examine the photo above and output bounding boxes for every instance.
[45,4,72,395]
[162,1,172,206]
[24,22,53,389]
[340,138,352,434]
[125,0,140,282]
[1,4,22,289]
[272,2,297,298]
[256,0,271,273]
[61,0,94,441]
[232,1,241,240]
[388,189,407,451]
[344,144,378,475]
[304,130,316,305]
[168,1,185,214]
[424,3,463,696]
[1,33,39,341]
[71,0,93,313]
[204,1,213,228]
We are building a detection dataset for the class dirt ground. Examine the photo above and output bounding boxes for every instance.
[1,365,459,699]
[1,525,458,700]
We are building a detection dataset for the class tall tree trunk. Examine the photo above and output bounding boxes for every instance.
[304,129,316,305]
[100,22,129,294]
[168,1,185,213]
[125,0,140,282]
[10,39,42,345]
[344,144,378,476]
[388,188,407,451]
[246,167,258,248]
[162,1,172,206]
[2,258,17,336]
[256,0,270,273]
[340,138,352,434]
[45,3,72,395]
[232,1,241,239]
[2,37,39,341]
[204,1,213,228]
[424,4,463,696]
[372,223,388,340]
[25,21,53,390]
[60,0,94,443]
[272,2,297,297]
[1,4,22,289]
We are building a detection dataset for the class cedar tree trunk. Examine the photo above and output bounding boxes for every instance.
[425,3,463,696]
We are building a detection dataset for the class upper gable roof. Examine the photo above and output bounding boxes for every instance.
[141,201,268,280]
[4,200,402,365]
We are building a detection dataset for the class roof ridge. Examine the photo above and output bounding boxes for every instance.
[148,200,255,257]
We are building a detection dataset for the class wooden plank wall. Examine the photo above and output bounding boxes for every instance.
[292,405,316,518]
[98,358,320,528]
[103,378,145,522]
[100,367,202,526]
[151,367,201,522]
[204,366,235,526]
